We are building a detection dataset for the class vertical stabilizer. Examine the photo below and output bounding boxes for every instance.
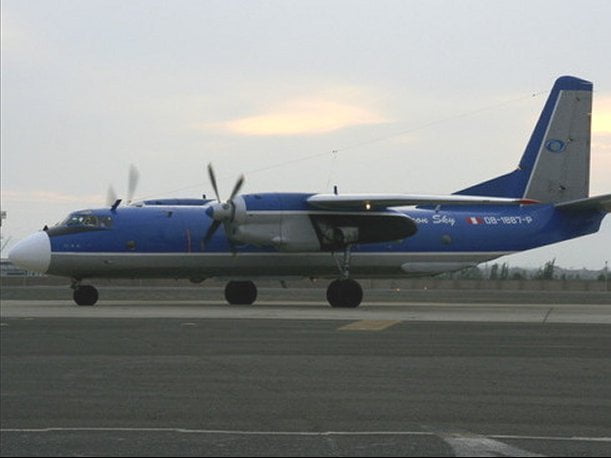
[456,76,592,203]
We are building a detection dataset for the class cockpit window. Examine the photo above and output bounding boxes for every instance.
[61,214,112,228]
[82,215,98,227]
[99,216,113,227]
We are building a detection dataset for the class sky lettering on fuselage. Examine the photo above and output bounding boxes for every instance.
[432,215,456,226]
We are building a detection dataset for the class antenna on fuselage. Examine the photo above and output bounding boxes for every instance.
[111,199,122,211]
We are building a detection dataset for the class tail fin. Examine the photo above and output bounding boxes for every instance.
[456,76,592,203]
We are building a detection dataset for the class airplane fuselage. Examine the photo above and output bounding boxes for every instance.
[8,76,609,307]
[40,192,605,280]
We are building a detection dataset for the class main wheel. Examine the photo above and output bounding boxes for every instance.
[224,281,257,305]
[326,279,363,308]
[73,285,99,306]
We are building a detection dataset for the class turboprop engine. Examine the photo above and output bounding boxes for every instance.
[202,164,417,252]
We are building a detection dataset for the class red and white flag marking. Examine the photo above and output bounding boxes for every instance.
[467,217,485,225]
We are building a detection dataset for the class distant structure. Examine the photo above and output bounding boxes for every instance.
[0,210,24,276]
[0,210,9,254]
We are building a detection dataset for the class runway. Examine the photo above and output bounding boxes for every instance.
[2,298,611,324]
[2,295,611,456]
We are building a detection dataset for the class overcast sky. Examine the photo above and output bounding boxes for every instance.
[1,0,610,269]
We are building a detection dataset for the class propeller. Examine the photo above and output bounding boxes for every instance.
[106,185,118,207]
[126,164,140,205]
[202,163,245,248]
[105,164,140,207]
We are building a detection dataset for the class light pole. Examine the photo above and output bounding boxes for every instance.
[0,211,7,256]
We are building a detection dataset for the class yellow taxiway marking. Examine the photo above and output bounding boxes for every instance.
[338,320,401,331]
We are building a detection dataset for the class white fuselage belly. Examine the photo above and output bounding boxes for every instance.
[48,251,511,279]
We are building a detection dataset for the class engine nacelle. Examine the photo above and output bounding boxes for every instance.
[230,212,320,252]
[223,193,417,252]
[311,212,417,250]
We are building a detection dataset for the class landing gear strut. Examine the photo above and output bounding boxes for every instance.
[224,280,257,305]
[327,244,363,308]
[72,283,99,306]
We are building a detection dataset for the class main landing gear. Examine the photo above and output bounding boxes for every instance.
[326,278,363,308]
[221,246,364,308]
[224,280,257,305]
[326,244,363,308]
[221,278,362,308]
[72,282,99,306]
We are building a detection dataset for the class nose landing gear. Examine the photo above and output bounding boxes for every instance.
[72,282,99,306]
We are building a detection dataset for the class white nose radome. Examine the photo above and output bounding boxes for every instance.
[8,231,51,274]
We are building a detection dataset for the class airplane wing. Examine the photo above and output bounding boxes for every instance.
[555,193,611,213]
[306,193,539,210]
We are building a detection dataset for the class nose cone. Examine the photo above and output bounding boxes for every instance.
[8,232,51,274]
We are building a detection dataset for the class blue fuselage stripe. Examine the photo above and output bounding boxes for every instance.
[48,200,604,256]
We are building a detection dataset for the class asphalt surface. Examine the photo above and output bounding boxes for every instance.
[2,285,611,304]
[1,295,611,456]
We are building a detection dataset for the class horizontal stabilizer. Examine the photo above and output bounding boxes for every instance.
[555,193,611,213]
[307,193,539,210]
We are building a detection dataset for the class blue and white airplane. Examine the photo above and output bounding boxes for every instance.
[9,76,610,307]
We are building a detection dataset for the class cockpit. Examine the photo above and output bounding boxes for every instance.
[60,213,113,228]
[46,211,114,237]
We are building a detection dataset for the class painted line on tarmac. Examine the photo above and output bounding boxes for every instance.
[338,320,402,331]
[0,428,434,436]
[490,434,611,442]
[435,430,545,457]
[1,428,610,444]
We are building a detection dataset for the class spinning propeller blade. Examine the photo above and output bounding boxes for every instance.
[207,163,221,202]
[203,220,222,246]
[106,185,118,207]
[106,164,140,208]
[126,164,140,205]
[229,174,245,201]
[202,163,246,251]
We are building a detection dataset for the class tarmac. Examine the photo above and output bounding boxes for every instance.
[1,288,611,456]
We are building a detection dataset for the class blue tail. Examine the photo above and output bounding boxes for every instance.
[455,76,593,204]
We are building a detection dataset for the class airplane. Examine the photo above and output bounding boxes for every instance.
[8,75,611,308]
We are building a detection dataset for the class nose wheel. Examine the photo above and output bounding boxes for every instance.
[73,284,99,306]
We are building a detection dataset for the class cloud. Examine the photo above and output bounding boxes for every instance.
[592,136,611,154]
[205,97,387,136]
[591,94,611,155]
[1,190,103,206]
[592,95,611,135]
